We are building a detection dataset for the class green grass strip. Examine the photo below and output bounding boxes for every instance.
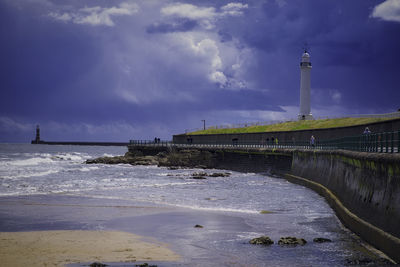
[188,117,393,135]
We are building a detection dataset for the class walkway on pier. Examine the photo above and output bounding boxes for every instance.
[130,130,400,154]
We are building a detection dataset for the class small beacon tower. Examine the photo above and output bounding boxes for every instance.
[298,50,313,120]
[31,125,42,144]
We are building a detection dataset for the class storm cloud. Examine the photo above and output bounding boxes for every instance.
[0,0,399,142]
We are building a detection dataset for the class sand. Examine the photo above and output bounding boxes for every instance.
[0,230,180,267]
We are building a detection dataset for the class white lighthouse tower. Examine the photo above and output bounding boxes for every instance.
[298,50,313,120]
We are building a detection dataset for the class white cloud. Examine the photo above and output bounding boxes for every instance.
[0,117,33,133]
[161,3,216,20]
[49,2,139,26]
[172,34,229,87]
[275,0,287,8]
[157,3,249,88]
[221,3,248,16]
[161,2,248,29]
[210,71,228,85]
[371,0,400,23]
[330,90,342,103]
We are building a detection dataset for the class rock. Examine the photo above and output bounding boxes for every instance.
[87,148,219,169]
[259,210,273,214]
[192,172,208,177]
[278,237,307,246]
[86,154,159,166]
[90,263,107,267]
[194,224,204,228]
[158,149,216,169]
[195,165,207,169]
[85,156,128,165]
[127,150,143,157]
[209,172,231,177]
[313,237,332,243]
[156,151,168,158]
[249,236,274,245]
[168,166,179,170]
[192,176,207,180]
[192,172,208,179]
[135,263,157,267]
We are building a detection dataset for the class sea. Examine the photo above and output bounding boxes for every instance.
[0,144,391,266]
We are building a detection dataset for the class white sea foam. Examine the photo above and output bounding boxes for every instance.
[4,169,60,179]
[52,153,88,161]
[102,153,116,157]
[78,166,99,172]
[3,157,54,166]
[155,201,259,214]
[137,181,199,188]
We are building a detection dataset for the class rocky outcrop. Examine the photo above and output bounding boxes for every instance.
[157,149,217,169]
[249,236,274,245]
[85,149,219,169]
[191,172,231,179]
[313,237,332,243]
[278,237,307,246]
[86,153,158,166]
[135,263,158,267]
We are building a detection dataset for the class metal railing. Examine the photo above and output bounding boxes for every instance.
[129,140,172,147]
[129,131,400,153]
[319,131,400,153]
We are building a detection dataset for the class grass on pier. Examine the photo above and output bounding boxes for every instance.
[188,117,393,135]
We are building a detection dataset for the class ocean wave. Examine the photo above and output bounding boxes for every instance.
[3,157,54,166]
[52,153,88,161]
[156,202,259,214]
[1,158,52,167]
[137,181,199,188]
[3,169,60,179]
[78,166,99,172]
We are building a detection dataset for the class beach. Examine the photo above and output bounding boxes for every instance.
[0,144,393,266]
[0,230,179,267]
[0,194,390,267]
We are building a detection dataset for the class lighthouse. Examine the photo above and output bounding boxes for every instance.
[298,50,313,120]
[31,125,42,144]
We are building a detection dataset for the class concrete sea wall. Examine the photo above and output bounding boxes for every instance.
[290,150,400,239]
[289,150,400,262]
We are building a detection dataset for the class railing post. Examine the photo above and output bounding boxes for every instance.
[368,135,371,152]
[385,132,389,153]
[391,131,394,153]
[398,131,400,153]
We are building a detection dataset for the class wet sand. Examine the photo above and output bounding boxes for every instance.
[0,195,393,267]
[0,230,180,267]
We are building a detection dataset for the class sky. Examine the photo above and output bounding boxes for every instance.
[1,0,400,142]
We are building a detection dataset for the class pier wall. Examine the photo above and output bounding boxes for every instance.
[290,150,400,238]
[289,150,400,262]
[32,141,129,146]
[173,118,400,144]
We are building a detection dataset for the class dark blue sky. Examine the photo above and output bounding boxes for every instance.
[1,0,399,142]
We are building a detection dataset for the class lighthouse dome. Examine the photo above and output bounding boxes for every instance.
[302,52,310,58]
